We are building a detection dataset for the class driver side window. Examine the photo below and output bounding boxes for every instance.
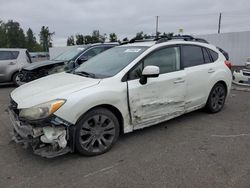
[128,46,181,80]
[80,47,106,60]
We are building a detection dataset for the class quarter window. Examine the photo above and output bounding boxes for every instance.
[182,45,204,68]
[208,49,219,62]
[202,48,211,63]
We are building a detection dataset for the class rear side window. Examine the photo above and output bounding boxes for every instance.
[208,49,219,62]
[182,45,204,68]
[0,51,18,60]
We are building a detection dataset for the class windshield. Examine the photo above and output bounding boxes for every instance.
[74,46,148,78]
[53,47,86,61]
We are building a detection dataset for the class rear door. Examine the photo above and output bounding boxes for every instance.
[181,45,217,111]
[0,51,18,82]
[127,46,186,129]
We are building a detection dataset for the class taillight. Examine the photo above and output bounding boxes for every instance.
[224,60,232,70]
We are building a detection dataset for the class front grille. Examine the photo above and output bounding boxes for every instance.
[19,70,34,82]
[20,69,48,82]
[243,71,250,76]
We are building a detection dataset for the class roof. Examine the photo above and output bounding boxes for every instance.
[120,39,213,48]
[89,42,119,47]
[121,35,211,48]
[121,41,156,47]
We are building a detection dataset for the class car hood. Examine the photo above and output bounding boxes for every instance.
[11,72,101,108]
[23,59,65,70]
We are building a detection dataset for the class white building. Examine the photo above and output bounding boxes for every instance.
[197,31,250,65]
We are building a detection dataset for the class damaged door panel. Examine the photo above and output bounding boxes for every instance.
[128,70,186,129]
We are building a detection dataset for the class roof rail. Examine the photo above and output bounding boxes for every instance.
[156,35,209,44]
[120,35,208,45]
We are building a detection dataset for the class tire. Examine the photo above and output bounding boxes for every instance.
[75,108,120,156]
[12,72,23,86]
[206,83,227,113]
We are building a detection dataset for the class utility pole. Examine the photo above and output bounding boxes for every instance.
[156,16,159,38]
[218,12,222,34]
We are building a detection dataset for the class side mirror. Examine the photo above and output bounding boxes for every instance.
[78,56,88,64]
[139,65,160,85]
[68,60,76,69]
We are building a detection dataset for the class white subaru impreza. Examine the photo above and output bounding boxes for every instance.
[8,37,232,157]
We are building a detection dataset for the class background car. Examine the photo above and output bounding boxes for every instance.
[233,61,250,84]
[0,48,32,86]
[18,43,118,84]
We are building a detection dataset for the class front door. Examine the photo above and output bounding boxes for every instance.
[127,46,186,129]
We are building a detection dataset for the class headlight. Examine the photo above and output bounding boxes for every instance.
[19,99,66,121]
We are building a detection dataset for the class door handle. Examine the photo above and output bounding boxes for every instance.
[174,78,185,84]
[208,68,215,73]
[9,62,15,65]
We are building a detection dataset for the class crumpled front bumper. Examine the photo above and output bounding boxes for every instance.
[7,108,75,158]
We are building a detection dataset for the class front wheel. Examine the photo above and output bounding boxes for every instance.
[206,83,227,113]
[75,108,120,156]
[12,72,23,86]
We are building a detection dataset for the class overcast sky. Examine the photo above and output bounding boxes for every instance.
[0,0,250,46]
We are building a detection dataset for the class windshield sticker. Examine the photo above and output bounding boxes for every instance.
[124,49,141,53]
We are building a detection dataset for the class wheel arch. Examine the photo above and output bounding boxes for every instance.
[76,104,124,135]
[206,80,228,103]
[11,71,19,81]
[215,80,228,95]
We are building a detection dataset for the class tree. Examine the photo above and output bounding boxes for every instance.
[67,35,75,46]
[122,37,129,42]
[135,31,144,40]
[4,20,26,48]
[91,30,100,43]
[84,35,93,44]
[39,26,55,52]
[26,28,37,51]
[75,34,84,45]
[162,32,174,37]
[0,20,7,47]
[109,33,117,42]
[92,30,105,43]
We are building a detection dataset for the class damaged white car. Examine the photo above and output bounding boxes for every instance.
[8,36,232,158]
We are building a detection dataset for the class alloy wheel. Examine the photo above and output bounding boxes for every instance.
[210,85,226,112]
[79,114,116,153]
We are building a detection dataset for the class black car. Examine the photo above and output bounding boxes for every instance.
[19,43,118,84]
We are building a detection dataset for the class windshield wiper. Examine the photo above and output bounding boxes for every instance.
[74,71,96,78]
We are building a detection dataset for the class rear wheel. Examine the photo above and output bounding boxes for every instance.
[75,108,120,156]
[206,83,227,113]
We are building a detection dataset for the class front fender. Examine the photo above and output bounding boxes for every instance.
[54,81,133,133]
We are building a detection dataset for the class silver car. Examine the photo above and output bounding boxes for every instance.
[0,48,31,86]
